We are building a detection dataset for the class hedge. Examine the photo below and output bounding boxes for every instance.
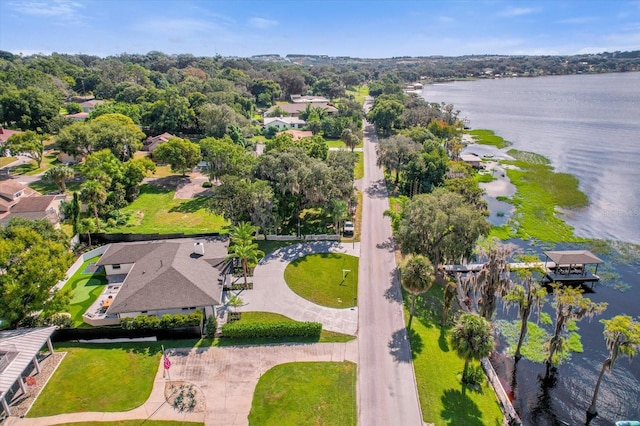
[121,311,203,330]
[221,321,322,339]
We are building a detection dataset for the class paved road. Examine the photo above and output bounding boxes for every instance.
[357,97,424,425]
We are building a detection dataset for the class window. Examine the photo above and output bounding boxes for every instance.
[112,264,121,270]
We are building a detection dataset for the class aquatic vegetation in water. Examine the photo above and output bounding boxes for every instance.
[495,319,582,364]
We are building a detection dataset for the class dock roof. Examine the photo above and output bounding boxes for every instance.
[543,250,603,265]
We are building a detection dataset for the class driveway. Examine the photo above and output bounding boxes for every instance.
[8,342,357,426]
[237,241,359,335]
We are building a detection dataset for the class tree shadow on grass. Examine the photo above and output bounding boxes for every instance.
[441,388,484,426]
[407,327,423,359]
[438,326,450,352]
[169,196,210,213]
[388,328,412,363]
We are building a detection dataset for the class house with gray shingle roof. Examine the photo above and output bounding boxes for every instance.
[95,238,230,321]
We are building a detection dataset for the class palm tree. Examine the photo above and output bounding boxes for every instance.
[226,242,264,288]
[450,313,494,383]
[229,221,258,246]
[79,180,107,233]
[43,164,75,193]
[226,294,244,321]
[399,254,435,331]
[587,315,640,416]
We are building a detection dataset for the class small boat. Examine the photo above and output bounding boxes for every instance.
[615,421,640,426]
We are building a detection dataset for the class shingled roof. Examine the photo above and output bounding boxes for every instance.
[96,238,229,314]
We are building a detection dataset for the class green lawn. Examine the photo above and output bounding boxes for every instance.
[407,286,504,426]
[28,343,164,416]
[326,140,364,149]
[248,362,356,426]
[354,151,364,180]
[466,129,511,149]
[237,312,355,342]
[345,84,369,104]
[284,253,359,308]
[0,156,17,167]
[106,184,228,234]
[54,422,202,426]
[29,178,82,194]
[63,256,108,327]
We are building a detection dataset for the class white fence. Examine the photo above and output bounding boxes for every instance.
[55,244,110,291]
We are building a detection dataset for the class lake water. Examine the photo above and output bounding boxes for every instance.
[422,72,640,245]
[423,74,640,425]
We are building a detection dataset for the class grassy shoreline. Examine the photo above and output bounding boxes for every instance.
[469,130,589,242]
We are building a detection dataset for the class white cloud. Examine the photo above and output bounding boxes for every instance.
[499,7,539,17]
[9,0,83,18]
[557,16,595,25]
[249,17,278,29]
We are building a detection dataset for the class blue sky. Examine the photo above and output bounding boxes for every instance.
[1,0,639,58]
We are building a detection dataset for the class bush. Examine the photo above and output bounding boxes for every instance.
[205,315,217,336]
[463,364,486,387]
[202,181,213,188]
[222,321,322,339]
[121,310,203,330]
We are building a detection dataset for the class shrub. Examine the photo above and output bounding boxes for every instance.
[202,181,213,188]
[222,321,322,339]
[462,364,486,387]
[205,315,218,336]
[121,310,203,330]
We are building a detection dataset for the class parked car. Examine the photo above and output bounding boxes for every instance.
[343,220,354,236]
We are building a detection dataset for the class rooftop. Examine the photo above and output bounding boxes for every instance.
[543,250,603,265]
[96,237,230,314]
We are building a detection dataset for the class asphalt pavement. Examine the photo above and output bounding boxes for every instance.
[357,97,425,425]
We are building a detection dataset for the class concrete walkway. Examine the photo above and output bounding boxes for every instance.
[6,341,357,426]
[237,241,360,335]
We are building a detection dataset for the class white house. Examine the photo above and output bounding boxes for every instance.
[264,116,306,130]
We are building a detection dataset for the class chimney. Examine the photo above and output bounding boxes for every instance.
[194,241,205,256]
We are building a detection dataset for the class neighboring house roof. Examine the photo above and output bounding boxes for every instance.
[280,130,314,140]
[79,99,106,110]
[264,117,306,126]
[265,103,338,116]
[544,250,603,265]
[0,179,28,201]
[9,195,56,213]
[291,95,330,103]
[0,180,35,213]
[0,327,56,412]
[460,153,482,163]
[96,238,230,314]
[144,132,175,152]
[0,128,23,144]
